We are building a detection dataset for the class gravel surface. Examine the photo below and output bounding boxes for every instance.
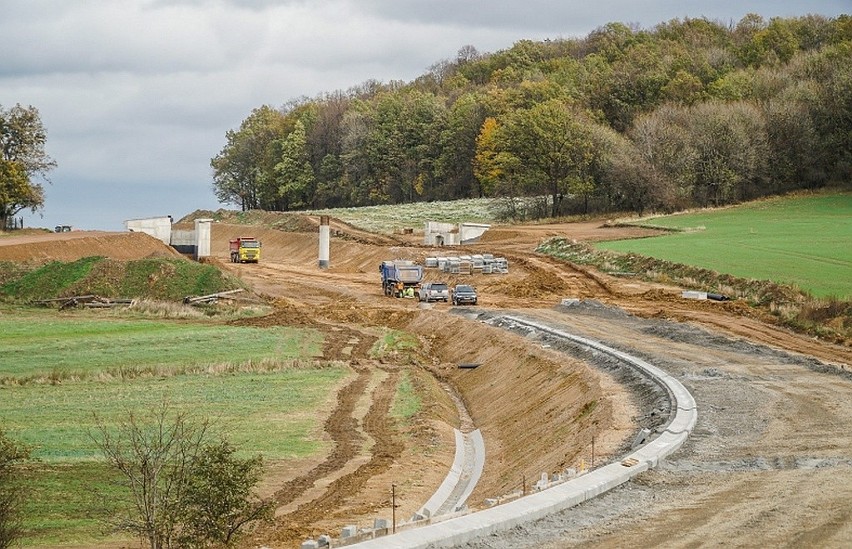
[459,303,852,548]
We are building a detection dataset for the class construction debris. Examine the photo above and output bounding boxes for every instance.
[182,288,244,305]
[33,295,135,309]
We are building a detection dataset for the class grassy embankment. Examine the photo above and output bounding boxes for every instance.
[0,256,242,302]
[539,192,852,341]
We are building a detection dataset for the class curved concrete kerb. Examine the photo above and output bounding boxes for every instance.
[415,429,484,519]
[348,315,697,548]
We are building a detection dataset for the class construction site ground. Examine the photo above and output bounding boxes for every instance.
[2,220,851,548]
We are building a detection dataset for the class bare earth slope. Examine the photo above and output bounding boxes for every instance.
[5,220,851,548]
[0,231,182,262]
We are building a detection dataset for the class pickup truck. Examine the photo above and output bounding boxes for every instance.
[418,282,449,302]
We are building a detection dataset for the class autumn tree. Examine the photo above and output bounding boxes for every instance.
[0,104,56,229]
[688,101,769,205]
[435,93,487,199]
[499,100,596,217]
[275,120,314,210]
[211,106,286,211]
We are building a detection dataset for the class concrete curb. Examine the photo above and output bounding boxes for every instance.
[349,316,697,548]
[455,430,485,510]
[416,429,465,518]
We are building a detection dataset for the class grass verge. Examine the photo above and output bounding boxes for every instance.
[537,238,851,344]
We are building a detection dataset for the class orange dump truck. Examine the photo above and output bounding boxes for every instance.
[229,237,261,263]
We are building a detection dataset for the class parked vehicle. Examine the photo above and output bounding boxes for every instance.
[229,237,261,263]
[451,284,478,305]
[380,260,424,297]
[418,282,449,302]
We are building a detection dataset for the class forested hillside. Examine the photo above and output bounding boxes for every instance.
[211,14,851,219]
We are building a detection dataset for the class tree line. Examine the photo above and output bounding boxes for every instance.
[212,14,851,219]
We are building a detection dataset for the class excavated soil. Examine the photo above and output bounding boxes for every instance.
[4,218,851,548]
[0,231,182,262]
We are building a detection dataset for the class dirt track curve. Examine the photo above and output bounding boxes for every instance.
[3,221,850,548]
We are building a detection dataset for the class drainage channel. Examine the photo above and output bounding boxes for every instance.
[346,314,697,549]
[414,381,485,520]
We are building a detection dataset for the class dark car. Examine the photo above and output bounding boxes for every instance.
[452,284,478,305]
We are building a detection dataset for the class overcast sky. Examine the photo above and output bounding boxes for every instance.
[2,1,848,231]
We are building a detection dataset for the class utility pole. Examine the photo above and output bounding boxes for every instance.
[392,483,397,533]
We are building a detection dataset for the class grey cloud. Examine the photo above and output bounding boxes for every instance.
[2,0,848,230]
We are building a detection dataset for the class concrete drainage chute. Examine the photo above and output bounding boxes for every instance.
[414,380,484,520]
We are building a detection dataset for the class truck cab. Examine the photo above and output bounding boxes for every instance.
[229,237,261,263]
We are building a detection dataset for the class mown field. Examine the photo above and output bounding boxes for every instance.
[0,307,347,546]
[598,193,852,299]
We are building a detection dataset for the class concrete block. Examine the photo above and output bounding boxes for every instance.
[534,472,549,491]
[300,540,318,549]
[317,534,332,547]
[485,498,498,507]
[373,518,388,530]
[341,525,357,538]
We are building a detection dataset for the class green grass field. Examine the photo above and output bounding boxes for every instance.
[0,308,322,381]
[598,193,852,298]
[0,307,348,546]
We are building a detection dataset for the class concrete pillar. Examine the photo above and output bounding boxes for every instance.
[318,215,330,269]
[194,218,213,260]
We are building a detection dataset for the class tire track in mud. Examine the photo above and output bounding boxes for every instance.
[269,363,372,508]
[239,305,406,545]
[268,367,404,545]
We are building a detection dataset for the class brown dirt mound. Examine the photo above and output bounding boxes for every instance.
[0,231,182,263]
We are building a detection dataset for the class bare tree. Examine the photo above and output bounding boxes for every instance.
[92,404,209,549]
[92,403,271,549]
